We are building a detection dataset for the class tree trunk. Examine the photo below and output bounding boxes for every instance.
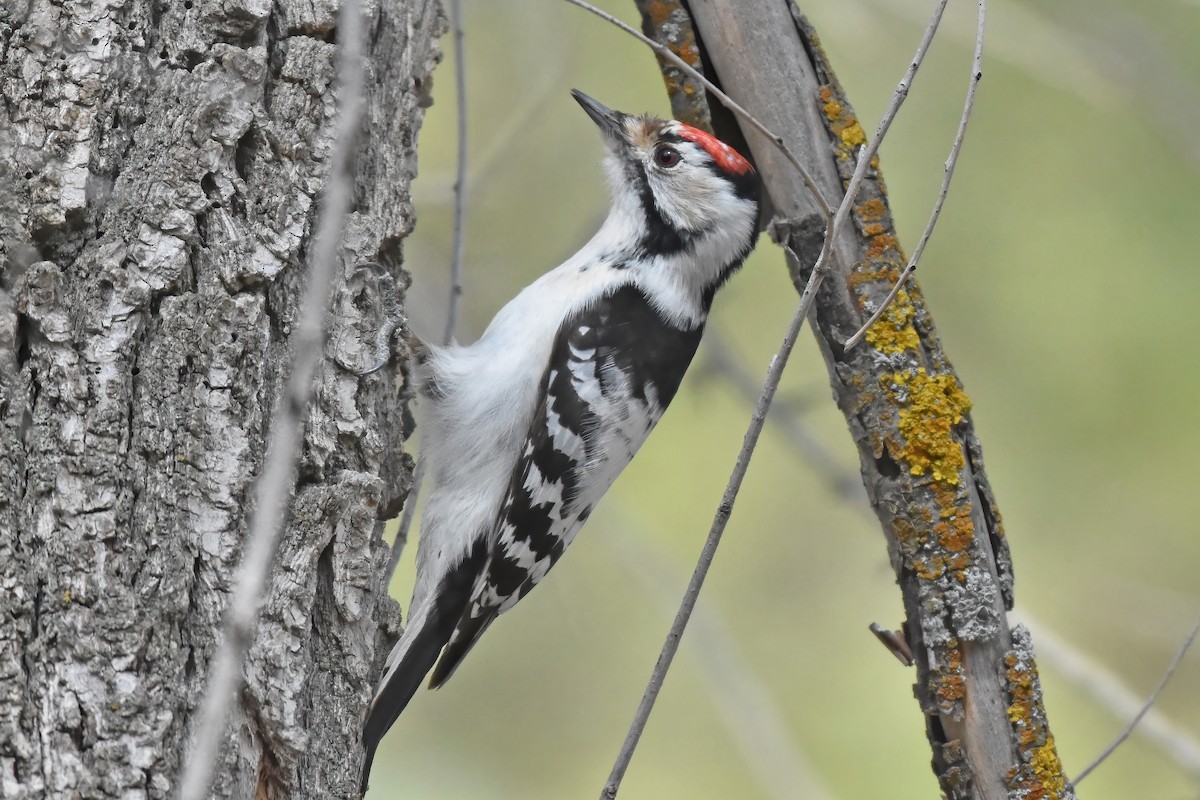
[0,0,437,796]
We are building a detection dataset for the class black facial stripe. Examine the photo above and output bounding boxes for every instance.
[631,160,691,256]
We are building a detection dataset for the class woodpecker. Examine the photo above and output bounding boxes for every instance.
[361,90,760,790]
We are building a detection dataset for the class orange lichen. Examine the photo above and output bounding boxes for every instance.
[643,0,677,26]
[892,516,919,547]
[933,515,974,553]
[884,369,972,484]
[855,197,886,224]
[848,264,901,292]
[913,555,945,580]
[937,672,965,702]
[864,232,902,262]
[933,485,960,516]
[668,39,700,65]
[933,644,966,706]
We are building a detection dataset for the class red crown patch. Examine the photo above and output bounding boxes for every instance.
[676,124,754,175]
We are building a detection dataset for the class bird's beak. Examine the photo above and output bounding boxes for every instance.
[572,90,626,143]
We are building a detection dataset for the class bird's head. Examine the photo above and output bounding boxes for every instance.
[572,90,760,266]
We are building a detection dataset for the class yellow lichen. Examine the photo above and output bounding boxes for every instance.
[864,289,919,355]
[819,85,866,152]
[885,369,972,484]
[1031,736,1068,796]
[1006,651,1070,798]
[840,121,866,147]
[820,86,842,121]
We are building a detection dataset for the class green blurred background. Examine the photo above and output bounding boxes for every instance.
[372,1,1200,797]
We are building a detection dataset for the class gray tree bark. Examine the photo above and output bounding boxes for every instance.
[0,0,437,796]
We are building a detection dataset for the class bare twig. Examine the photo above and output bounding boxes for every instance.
[443,0,468,346]
[600,2,959,791]
[701,332,865,508]
[844,0,987,351]
[608,522,839,800]
[175,1,365,797]
[386,459,423,579]
[1073,612,1200,783]
[599,245,829,800]
[602,137,882,795]
[560,0,833,218]
[385,0,470,583]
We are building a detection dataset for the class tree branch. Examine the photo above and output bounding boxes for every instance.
[596,0,952,792]
[637,2,1074,798]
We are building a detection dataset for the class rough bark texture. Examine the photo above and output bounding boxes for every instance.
[0,0,439,796]
[637,2,1073,798]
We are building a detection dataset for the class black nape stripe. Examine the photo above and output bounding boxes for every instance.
[720,167,760,204]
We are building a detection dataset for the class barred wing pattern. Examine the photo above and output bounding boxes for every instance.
[428,283,704,686]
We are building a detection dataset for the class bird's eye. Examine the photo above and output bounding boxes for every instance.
[654,146,681,168]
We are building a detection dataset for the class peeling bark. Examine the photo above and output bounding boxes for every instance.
[636,2,1073,798]
[0,0,439,796]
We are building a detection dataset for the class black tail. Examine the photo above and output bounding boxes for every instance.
[427,609,497,689]
[360,540,488,795]
[361,612,455,794]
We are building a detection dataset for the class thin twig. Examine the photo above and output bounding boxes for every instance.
[861,0,951,172]
[443,0,468,346]
[174,1,365,798]
[386,0,469,583]
[1013,610,1200,780]
[386,460,423,579]
[1073,613,1200,783]
[599,244,830,800]
[701,332,865,507]
[599,2,958,791]
[607,522,840,800]
[844,0,987,351]
[560,0,833,218]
